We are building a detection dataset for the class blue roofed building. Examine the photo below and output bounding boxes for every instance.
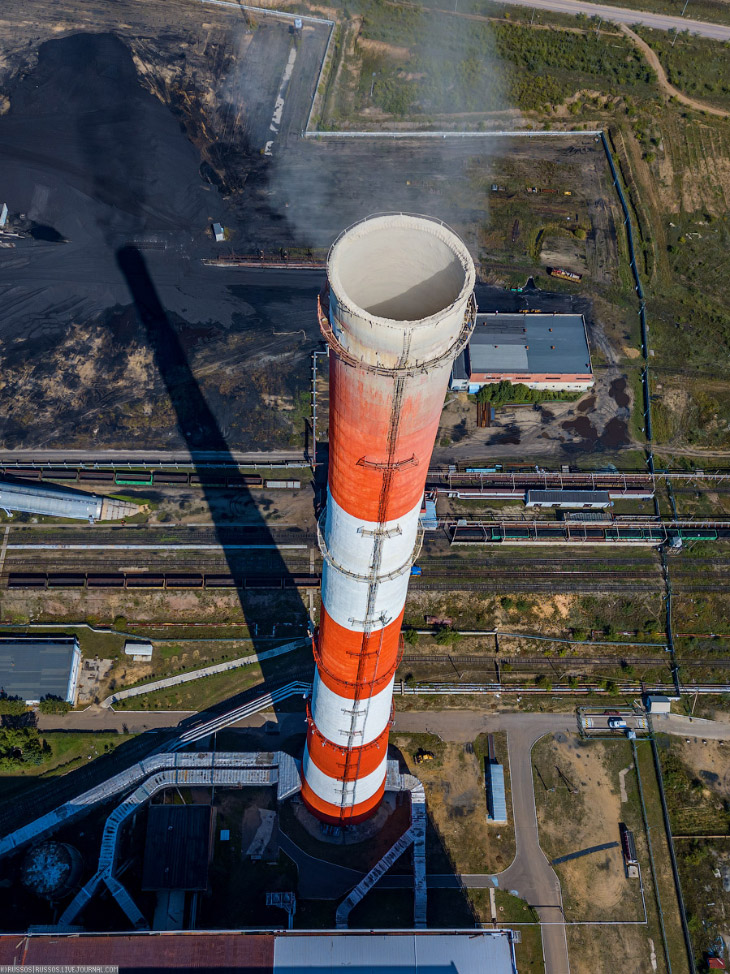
[0,635,81,704]
[486,762,508,823]
[451,312,594,394]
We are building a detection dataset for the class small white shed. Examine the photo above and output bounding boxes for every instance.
[124,640,153,661]
[646,694,671,714]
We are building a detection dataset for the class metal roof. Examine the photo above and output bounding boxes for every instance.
[0,933,274,969]
[0,932,515,972]
[468,313,592,376]
[274,933,516,973]
[0,479,103,520]
[486,764,507,823]
[0,636,80,702]
[143,805,212,890]
[527,490,611,505]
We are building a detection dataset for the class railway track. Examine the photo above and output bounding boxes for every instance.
[402,655,730,667]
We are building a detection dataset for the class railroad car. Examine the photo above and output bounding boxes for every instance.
[115,471,153,485]
[87,574,125,587]
[126,574,165,588]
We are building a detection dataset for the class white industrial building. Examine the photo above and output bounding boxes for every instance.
[525,490,612,510]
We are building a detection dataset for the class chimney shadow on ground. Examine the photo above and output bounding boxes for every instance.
[115,246,311,726]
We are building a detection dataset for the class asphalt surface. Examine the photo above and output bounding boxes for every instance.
[501,0,730,39]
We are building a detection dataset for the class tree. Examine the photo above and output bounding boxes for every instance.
[0,726,44,767]
[0,695,28,716]
[434,627,462,646]
[403,627,419,646]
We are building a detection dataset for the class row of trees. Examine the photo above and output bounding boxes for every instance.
[475,380,581,407]
[0,694,71,715]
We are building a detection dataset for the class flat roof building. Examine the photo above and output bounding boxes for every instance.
[451,312,594,393]
[0,635,81,704]
[142,805,212,892]
[526,490,612,509]
[124,640,153,660]
[645,694,672,714]
[0,931,519,973]
[486,763,507,823]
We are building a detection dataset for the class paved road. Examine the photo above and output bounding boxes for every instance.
[395,711,574,974]
[500,0,730,38]
[655,712,730,739]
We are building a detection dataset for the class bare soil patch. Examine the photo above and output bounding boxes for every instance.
[392,734,514,874]
[533,734,644,921]
[567,925,662,974]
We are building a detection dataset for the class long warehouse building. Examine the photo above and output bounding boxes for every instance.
[0,479,137,521]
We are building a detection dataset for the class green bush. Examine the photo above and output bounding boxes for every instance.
[500,596,514,610]
[434,627,462,646]
[38,696,72,715]
[403,627,419,646]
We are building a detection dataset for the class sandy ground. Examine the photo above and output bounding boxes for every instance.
[533,734,642,920]
[567,926,661,974]
[392,736,503,874]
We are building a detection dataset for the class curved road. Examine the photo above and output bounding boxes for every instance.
[394,710,574,974]
[620,23,730,117]
[500,0,730,39]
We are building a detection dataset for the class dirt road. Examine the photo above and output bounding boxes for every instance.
[620,24,730,119]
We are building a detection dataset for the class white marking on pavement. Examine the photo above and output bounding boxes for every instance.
[619,763,633,802]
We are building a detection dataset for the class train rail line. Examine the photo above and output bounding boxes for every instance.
[4,564,728,593]
[401,654,730,667]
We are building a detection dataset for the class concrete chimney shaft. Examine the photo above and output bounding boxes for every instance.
[303,214,476,824]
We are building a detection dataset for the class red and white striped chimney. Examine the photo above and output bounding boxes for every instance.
[302,214,476,824]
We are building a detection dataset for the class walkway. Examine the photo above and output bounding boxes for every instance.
[101,637,307,707]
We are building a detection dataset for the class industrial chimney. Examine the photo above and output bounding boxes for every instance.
[303,214,476,824]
